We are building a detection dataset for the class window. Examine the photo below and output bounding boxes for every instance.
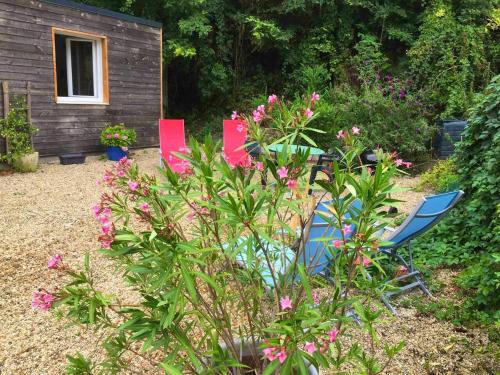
[52,29,108,104]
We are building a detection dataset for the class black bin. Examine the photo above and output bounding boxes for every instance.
[438,120,467,159]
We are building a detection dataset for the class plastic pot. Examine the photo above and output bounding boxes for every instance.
[106,146,128,161]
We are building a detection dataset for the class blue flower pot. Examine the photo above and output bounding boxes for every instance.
[106,146,128,161]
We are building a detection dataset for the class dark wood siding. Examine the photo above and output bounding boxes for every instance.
[0,0,162,156]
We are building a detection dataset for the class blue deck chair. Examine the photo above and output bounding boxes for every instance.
[225,199,361,288]
[377,190,464,314]
[300,199,361,275]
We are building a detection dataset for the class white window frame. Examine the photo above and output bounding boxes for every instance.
[56,34,104,104]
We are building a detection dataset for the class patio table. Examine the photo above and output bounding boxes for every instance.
[268,144,325,156]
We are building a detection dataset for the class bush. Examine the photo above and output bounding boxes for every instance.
[35,96,407,373]
[0,96,37,165]
[311,82,436,162]
[417,159,459,192]
[100,124,136,148]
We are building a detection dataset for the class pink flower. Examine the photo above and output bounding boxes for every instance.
[276,348,287,364]
[280,296,293,310]
[268,94,278,104]
[255,161,264,171]
[287,179,297,190]
[367,166,374,174]
[395,159,404,167]
[118,156,130,166]
[106,134,112,139]
[257,104,265,113]
[101,221,112,235]
[355,256,371,267]
[304,341,317,354]
[336,130,346,139]
[311,92,320,103]
[305,108,314,118]
[100,240,112,249]
[252,110,264,123]
[122,135,128,140]
[47,254,62,269]
[114,133,120,139]
[92,204,101,217]
[116,169,125,177]
[102,207,112,217]
[313,291,320,305]
[351,126,360,135]
[121,146,128,152]
[128,180,139,191]
[231,111,238,120]
[277,166,288,179]
[139,203,150,212]
[342,224,352,236]
[98,215,110,225]
[263,347,276,362]
[328,328,339,343]
[236,122,245,133]
[32,291,55,311]
[333,239,343,248]
[403,161,413,168]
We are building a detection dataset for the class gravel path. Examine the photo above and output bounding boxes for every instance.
[0,150,496,374]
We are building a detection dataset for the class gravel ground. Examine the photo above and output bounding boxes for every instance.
[0,149,497,374]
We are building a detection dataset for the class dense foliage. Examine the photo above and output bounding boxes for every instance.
[414,75,500,317]
[36,97,410,373]
[0,96,37,165]
[100,123,137,148]
[77,0,498,127]
[417,159,459,193]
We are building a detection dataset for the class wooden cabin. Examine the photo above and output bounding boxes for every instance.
[0,0,162,156]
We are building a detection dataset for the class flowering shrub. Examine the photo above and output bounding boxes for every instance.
[100,123,136,148]
[35,95,408,373]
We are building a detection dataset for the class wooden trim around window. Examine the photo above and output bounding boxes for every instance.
[160,28,163,118]
[51,27,109,105]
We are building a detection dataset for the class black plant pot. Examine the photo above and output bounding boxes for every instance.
[59,153,86,165]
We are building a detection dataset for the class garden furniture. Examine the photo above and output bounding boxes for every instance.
[226,199,361,288]
[376,190,464,314]
[223,119,251,167]
[268,144,335,195]
[158,119,189,172]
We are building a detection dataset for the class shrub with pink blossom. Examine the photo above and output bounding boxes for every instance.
[36,95,407,373]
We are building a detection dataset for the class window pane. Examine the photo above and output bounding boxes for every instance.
[70,40,94,96]
[55,34,68,97]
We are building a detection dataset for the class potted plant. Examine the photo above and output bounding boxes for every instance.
[0,96,38,172]
[35,94,409,373]
[100,123,136,161]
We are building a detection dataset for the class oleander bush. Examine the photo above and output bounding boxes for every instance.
[34,95,411,374]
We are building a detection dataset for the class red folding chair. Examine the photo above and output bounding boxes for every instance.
[223,119,251,167]
[159,119,190,173]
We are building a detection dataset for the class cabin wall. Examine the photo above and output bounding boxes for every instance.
[0,0,162,156]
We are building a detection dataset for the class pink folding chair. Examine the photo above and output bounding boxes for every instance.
[223,119,251,167]
[159,119,190,173]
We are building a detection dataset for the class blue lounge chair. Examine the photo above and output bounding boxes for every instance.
[377,190,464,314]
[225,199,361,288]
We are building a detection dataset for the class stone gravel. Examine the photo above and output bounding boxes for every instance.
[0,149,496,374]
